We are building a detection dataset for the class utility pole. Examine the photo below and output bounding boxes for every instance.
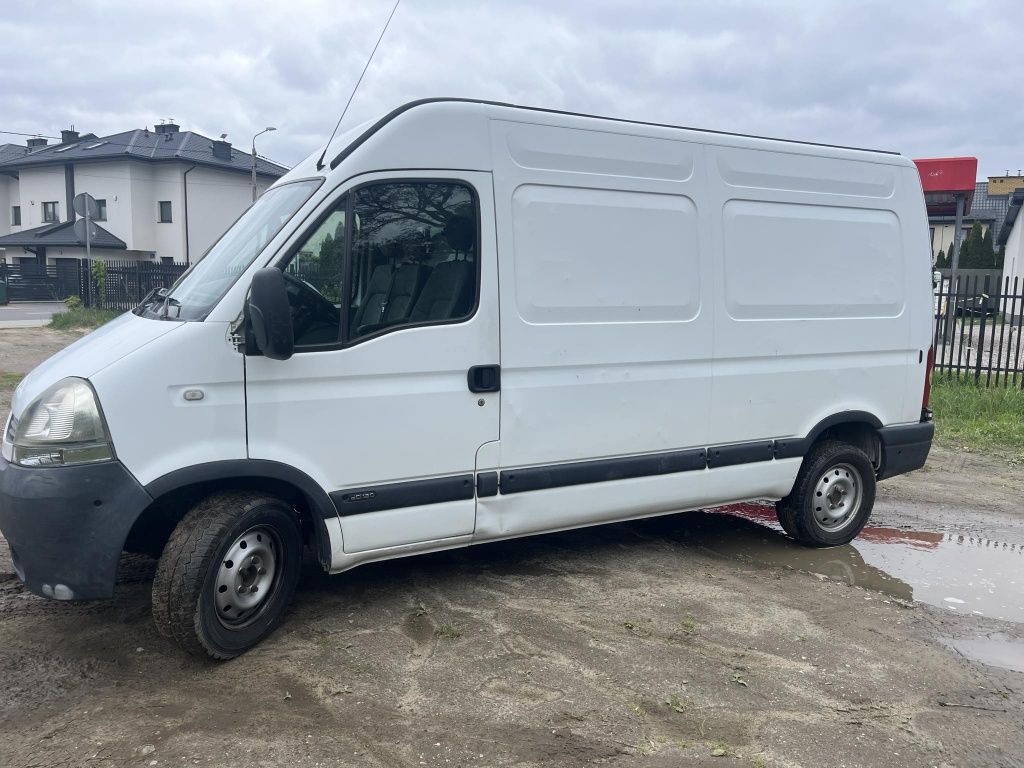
[251,127,276,202]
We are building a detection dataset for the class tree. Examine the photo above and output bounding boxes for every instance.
[315,232,345,302]
[960,222,986,268]
[981,228,996,268]
[935,248,947,268]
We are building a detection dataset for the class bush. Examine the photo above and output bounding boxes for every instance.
[90,260,108,308]
[49,307,121,330]
[64,295,83,311]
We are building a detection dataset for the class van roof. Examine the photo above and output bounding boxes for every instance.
[327,97,901,171]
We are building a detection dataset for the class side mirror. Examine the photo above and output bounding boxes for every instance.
[247,267,294,361]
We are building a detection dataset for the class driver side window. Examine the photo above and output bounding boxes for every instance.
[281,196,347,346]
[281,180,478,349]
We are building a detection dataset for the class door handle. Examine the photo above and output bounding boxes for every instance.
[467,364,501,393]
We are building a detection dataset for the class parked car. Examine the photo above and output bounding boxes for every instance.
[0,99,935,658]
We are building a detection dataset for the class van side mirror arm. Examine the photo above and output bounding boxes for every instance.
[246,267,294,361]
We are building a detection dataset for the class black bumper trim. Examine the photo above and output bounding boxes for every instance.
[877,420,934,480]
[0,457,153,600]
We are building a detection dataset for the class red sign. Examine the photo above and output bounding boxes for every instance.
[914,157,978,216]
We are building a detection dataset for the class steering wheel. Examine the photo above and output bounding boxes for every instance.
[282,272,340,341]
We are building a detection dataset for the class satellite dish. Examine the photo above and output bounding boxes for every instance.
[73,192,100,219]
[73,217,100,243]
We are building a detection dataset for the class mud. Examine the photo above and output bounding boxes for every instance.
[717,502,1024,623]
[1,330,1023,767]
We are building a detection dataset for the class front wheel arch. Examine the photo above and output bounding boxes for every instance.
[127,461,336,569]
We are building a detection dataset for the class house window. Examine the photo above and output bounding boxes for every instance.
[42,201,59,223]
[95,199,107,221]
[10,206,20,226]
[158,201,172,223]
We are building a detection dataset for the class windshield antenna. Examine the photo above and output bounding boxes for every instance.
[316,0,401,171]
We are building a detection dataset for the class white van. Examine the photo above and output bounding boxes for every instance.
[0,99,935,658]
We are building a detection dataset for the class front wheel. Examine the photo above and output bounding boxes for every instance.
[775,440,876,547]
[152,492,303,659]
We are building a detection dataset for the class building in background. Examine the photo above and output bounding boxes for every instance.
[998,187,1024,293]
[0,123,288,266]
[926,171,1022,262]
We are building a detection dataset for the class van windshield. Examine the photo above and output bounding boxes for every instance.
[137,179,321,321]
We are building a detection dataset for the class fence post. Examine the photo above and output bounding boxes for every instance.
[974,276,989,384]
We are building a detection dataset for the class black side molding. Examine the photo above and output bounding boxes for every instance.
[706,441,774,469]
[332,474,475,516]
[476,471,498,497]
[499,448,707,495]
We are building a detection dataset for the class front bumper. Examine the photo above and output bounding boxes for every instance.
[877,418,935,480]
[0,457,152,600]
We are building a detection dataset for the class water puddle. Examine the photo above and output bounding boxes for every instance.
[944,634,1024,673]
[671,503,1024,625]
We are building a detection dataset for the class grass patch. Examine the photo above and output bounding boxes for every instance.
[49,307,121,330]
[0,372,24,389]
[931,374,1024,461]
[434,623,463,640]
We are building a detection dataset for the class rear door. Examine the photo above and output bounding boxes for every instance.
[245,171,499,554]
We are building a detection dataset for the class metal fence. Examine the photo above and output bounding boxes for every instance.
[0,259,189,311]
[94,260,189,311]
[0,261,84,302]
[933,274,1024,387]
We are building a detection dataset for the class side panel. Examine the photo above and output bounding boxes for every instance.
[92,320,247,486]
[480,118,714,536]
[706,146,923,460]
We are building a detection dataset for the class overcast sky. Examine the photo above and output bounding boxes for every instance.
[1,0,1020,178]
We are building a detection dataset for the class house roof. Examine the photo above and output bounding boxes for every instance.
[0,128,288,177]
[0,220,127,251]
[929,181,1013,241]
[0,143,27,165]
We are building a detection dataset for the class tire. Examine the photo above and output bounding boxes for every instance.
[152,492,302,660]
[775,439,876,547]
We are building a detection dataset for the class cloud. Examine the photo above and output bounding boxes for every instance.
[1,0,1020,176]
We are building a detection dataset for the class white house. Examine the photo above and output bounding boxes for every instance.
[998,188,1024,294]
[0,124,288,266]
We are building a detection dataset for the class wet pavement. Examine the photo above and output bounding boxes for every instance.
[699,502,1024,671]
[708,502,1023,623]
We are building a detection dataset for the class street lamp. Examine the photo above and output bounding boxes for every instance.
[251,126,276,202]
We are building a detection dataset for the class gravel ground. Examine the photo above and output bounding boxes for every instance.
[0,328,1022,768]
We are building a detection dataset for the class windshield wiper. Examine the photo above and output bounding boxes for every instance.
[136,287,165,312]
[159,289,182,319]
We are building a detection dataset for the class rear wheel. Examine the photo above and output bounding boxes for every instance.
[152,492,302,659]
[775,440,876,547]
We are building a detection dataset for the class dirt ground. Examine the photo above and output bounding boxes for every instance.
[1,327,1022,768]
[0,327,85,415]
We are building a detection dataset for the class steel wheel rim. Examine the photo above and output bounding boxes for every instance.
[214,525,281,628]
[811,462,862,533]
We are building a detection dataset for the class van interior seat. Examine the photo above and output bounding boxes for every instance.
[406,213,476,323]
[352,264,393,330]
[408,259,473,322]
[382,262,431,325]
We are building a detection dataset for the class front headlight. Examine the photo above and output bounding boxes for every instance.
[3,378,114,467]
